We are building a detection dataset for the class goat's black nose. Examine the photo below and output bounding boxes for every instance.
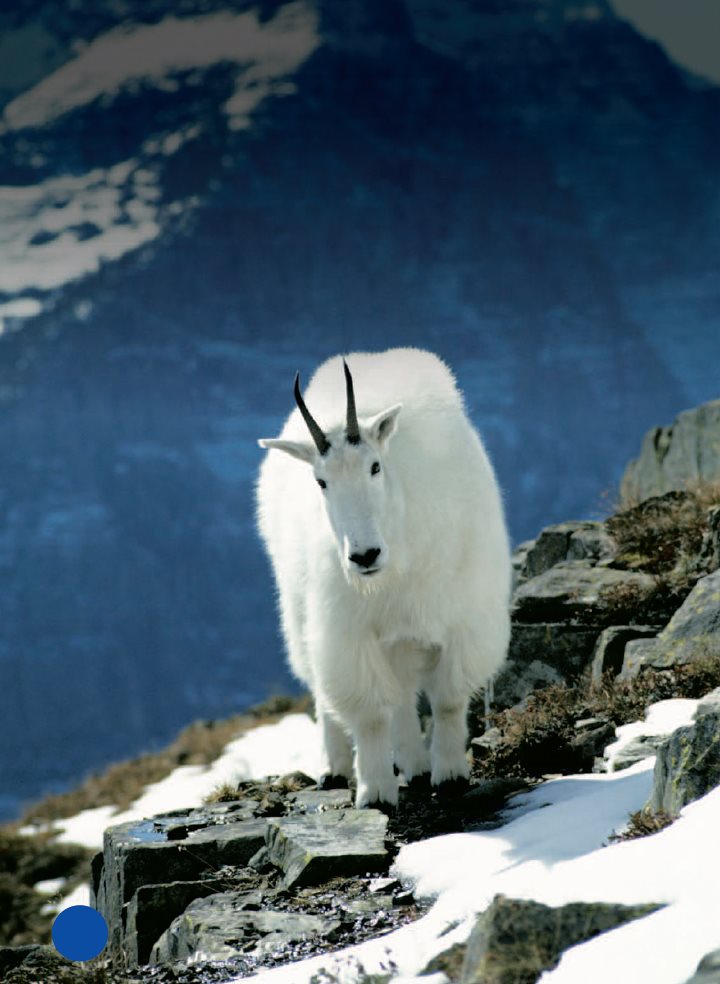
[349,547,381,569]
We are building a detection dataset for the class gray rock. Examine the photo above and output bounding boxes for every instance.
[621,399,720,503]
[609,734,667,772]
[686,948,720,983]
[0,946,48,977]
[493,622,604,708]
[124,879,226,966]
[619,638,662,680]
[650,687,720,816]
[569,719,616,766]
[459,778,529,816]
[459,895,661,984]
[266,810,389,888]
[591,625,660,685]
[636,569,720,671]
[151,891,335,964]
[421,941,467,980]
[512,561,655,626]
[521,522,613,580]
[0,945,71,981]
[94,808,267,961]
[512,539,535,590]
[567,524,616,564]
[699,506,720,572]
[493,655,565,709]
[470,727,504,757]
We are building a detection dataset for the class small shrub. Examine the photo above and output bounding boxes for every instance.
[609,808,673,842]
[472,653,720,783]
[608,484,720,577]
[202,782,241,805]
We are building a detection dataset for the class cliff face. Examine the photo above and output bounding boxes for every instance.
[622,400,720,502]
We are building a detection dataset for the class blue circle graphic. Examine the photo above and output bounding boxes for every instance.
[52,905,108,962]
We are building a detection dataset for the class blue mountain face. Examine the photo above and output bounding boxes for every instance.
[0,0,717,818]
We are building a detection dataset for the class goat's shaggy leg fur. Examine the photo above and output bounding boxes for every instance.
[426,645,473,791]
[391,697,430,782]
[317,703,354,787]
[344,707,398,810]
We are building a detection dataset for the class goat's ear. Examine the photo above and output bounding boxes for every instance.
[366,403,402,447]
[258,438,316,464]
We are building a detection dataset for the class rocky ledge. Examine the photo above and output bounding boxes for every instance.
[89,771,527,980]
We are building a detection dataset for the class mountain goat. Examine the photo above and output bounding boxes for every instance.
[256,348,511,810]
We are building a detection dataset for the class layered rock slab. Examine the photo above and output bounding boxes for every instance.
[513,562,655,625]
[266,809,389,888]
[150,891,336,964]
[92,801,267,960]
[644,569,720,667]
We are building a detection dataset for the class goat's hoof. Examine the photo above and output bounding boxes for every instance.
[406,772,432,792]
[363,799,397,816]
[318,774,350,791]
[434,776,470,799]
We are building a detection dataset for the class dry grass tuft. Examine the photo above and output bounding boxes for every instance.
[607,483,720,577]
[472,653,720,782]
[0,829,92,946]
[609,807,673,842]
[202,782,242,805]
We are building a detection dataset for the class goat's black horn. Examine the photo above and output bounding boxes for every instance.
[294,373,331,455]
[344,359,361,445]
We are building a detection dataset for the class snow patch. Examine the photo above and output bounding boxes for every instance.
[603,697,699,771]
[47,713,322,851]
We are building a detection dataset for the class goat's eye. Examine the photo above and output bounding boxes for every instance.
[371,461,381,476]
[317,478,327,490]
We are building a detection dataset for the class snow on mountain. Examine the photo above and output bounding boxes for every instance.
[0,3,318,134]
[0,157,160,295]
[0,2,318,328]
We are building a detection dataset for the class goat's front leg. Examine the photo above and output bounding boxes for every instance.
[426,673,471,797]
[345,706,398,811]
[316,700,354,790]
[392,697,430,784]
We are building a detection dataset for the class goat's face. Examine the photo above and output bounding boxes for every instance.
[260,402,403,590]
[314,419,401,586]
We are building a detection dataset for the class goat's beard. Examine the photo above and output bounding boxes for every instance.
[344,566,386,596]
